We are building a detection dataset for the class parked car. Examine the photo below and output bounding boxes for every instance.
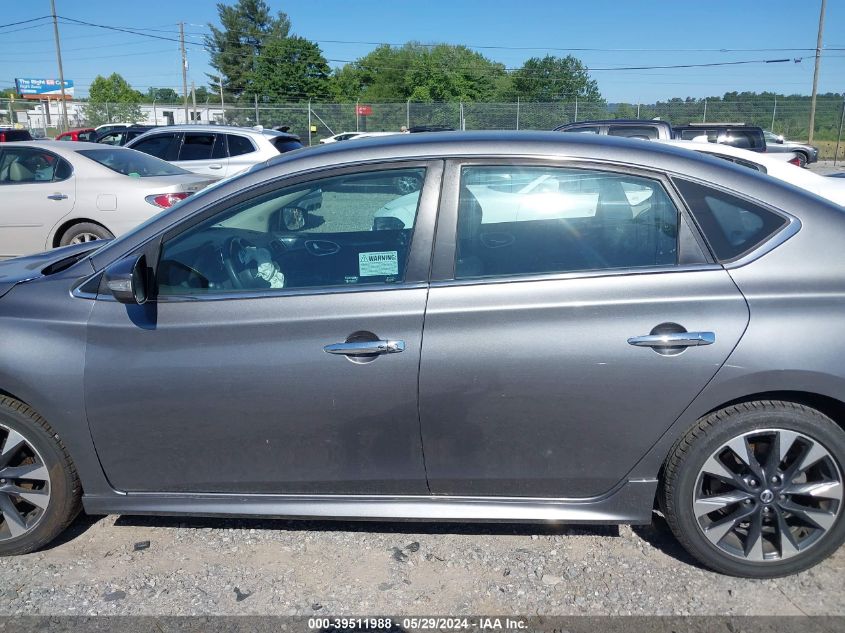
[2,132,845,579]
[673,123,767,153]
[763,131,819,167]
[93,123,135,135]
[656,140,845,206]
[0,128,33,143]
[555,119,673,140]
[0,141,217,257]
[125,125,303,178]
[94,125,158,146]
[54,128,97,142]
[320,132,365,144]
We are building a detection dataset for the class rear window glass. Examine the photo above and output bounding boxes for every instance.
[608,125,661,140]
[673,178,787,261]
[271,138,304,153]
[77,148,188,177]
[0,129,33,142]
[227,134,255,157]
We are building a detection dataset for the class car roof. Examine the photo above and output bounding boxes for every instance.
[134,124,299,139]
[557,119,672,127]
[262,130,761,177]
[10,140,140,157]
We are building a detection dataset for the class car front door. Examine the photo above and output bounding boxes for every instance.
[173,132,229,176]
[0,147,75,257]
[418,161,750,498]
[83,162,441,494]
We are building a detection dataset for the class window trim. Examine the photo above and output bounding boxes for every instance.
[139,159,444,303]
[430,157,711,283]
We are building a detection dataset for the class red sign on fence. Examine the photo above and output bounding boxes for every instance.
[356,105,372,116]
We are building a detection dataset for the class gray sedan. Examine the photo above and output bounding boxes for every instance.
[0,132,843,578]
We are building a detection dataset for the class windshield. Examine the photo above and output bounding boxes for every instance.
[76,148,190,177]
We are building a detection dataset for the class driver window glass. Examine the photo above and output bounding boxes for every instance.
[157,167,426,295]
[455,166,679,279]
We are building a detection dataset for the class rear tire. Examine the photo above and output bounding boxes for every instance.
[0,398,81,556]
[660,400,845,577]
[58,222,114,247]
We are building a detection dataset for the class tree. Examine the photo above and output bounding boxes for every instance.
[205,0,291,100]
[331,43,510,103]
[251,36,332,102]
[146,87,179,103]
[507,55,601,102]
[84,73,144,125]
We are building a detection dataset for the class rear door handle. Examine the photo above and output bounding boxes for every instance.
[627,332,715,348]
[208,164,223,170]
[324,340,405,356]
[47,193,68,200]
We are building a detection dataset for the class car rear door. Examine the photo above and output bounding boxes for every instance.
[172,132,229,176]
[0,147,75,257]
[84,161,441,494]
[418,159,749,498]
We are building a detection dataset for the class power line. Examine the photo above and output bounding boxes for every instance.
[0,15,51,29]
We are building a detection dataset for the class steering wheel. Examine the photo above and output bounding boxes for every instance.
[221,236,256,289]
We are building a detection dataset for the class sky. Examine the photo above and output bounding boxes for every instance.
[1,0,843,103]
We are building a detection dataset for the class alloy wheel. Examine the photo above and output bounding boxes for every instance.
[69,233,102,244]
[0,423,51,541]
[694,428,842,562]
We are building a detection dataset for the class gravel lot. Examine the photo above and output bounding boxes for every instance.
[2,511,844,616]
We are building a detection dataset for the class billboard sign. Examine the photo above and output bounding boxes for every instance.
[356,105,372,116]
[15,78,74,100]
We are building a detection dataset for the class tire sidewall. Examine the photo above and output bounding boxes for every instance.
[0,408,76,556]
[669,405,845,577]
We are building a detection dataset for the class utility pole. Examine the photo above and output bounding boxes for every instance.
[808,0,827,144]
[50,0,69,131]
[218,79,225,124]
[191,80,197,123]
[179,22,189,124]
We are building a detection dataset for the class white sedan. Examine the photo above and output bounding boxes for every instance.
[0,141,217,258]
[656,140,845,206]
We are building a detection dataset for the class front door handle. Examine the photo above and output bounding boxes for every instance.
[324,340,405,356]
[627,331,715,348]
[47,193,68,200]
[208,164,223,170]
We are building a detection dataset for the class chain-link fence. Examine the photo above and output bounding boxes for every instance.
[2,97,843,159]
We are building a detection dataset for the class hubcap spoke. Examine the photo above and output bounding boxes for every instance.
[4,485,49,509]
[726,436,764,480]
[694,490,752,518]
[774,506,801,558]
[0,463,49,482]
[0,493,28,538]
[780,498,837,531]
[744,510,765,561]
[783,480,843,501]
[0,429,25,469]
[702,504,756,546]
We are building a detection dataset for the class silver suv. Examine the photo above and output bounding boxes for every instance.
[126,125,302,178]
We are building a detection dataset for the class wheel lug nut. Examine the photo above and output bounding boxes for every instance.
[749,479,757,487]
[779,494,786,500]
[744,499,752,505]
[770,476,779,484]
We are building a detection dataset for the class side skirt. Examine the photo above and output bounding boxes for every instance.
[82,479,658,525]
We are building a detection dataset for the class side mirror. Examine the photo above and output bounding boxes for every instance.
[104,254,148,304]
[281,206,307,231]
[776,136,784,144]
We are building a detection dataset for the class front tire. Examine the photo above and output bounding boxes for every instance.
[661,401,845,577]
[0,398,81,556]
[59,222,114,247]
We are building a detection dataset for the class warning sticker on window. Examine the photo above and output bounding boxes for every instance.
[359,251,399,277]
